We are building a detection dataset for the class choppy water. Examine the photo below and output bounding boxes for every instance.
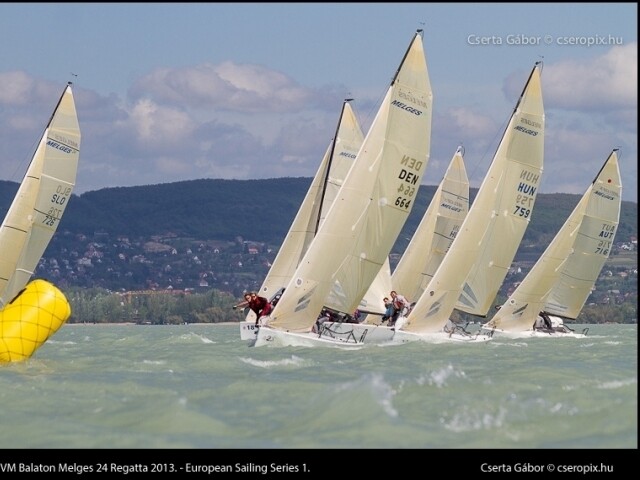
[0,323,636,472]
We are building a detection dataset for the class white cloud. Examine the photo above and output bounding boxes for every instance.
[127,98,195,145]
[129,61,318,113]
[0,55,636,202]
[544,42,637,111]
[503,43,637,113]
[0,71,37,106]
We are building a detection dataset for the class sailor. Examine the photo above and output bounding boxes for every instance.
[233,292,272,326]
[389,290,411,326]
[381,297,394,323]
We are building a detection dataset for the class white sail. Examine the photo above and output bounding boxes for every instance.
[358,256,392,314]
[264,30,432,334]
[401,62,544,335]
[0,84,80,306]
[255,100,364,305]
[357,145,468,319]
[391,146,469,302]
[484,149,622,332]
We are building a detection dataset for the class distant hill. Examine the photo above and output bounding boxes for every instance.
[1,178,637,254]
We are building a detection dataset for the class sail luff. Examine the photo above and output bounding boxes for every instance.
[315,100,353,233]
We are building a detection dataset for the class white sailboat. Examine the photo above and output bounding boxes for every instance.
[239,99,364,341]
[394,62,545,344]
[482,148,622,338]
[324,145,470,342]
[0,82,80,362]
[254,29,433,347]
[0,82,80,306]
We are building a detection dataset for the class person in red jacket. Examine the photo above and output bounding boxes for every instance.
[233,292,272,326]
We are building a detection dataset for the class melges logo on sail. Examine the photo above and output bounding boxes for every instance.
[514,117,541,137]
[46,140,74,154]
[392,90,429,116]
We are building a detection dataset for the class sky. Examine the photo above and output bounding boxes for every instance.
[0,3,637,202]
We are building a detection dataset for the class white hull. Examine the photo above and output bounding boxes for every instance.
[483,328,588,339]
[253,326,364,348]
[320,321,397,343]
[322,321,494,344]
[393,329,494,344]
[239,321,260,341]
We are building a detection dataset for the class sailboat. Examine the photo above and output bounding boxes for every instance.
[482,148,622,338]
[323,145,470,342]
[0,82,80,363]
[239,99,364,341]
[254,29,433,347]
[393,61,545,344]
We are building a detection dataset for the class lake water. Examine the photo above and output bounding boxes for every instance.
[0,323,636,475]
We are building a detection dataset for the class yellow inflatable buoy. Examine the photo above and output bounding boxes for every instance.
[0,279,71,363]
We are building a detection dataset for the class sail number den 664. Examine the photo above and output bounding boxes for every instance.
[395,155,423,210]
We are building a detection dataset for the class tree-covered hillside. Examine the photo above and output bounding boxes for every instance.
[2,178,635,254]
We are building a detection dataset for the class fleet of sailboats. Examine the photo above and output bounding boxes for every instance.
[253,29,433,347]
[0,33,626,363]
[482,149,622,338]
[0,83,80,362]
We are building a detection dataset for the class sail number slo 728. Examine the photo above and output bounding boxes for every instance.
[42,185,72,226]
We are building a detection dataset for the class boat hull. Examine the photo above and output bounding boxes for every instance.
[0,279,71,363]
[319,321,397,343]
[393,329,494,343]
[483,328,588,339]
[253,326,364,348]
[239,321,260,341]
[323,320,494,344]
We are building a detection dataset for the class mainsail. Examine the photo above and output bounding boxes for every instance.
[401,62,544,334]
[254,100,364,306]
[484,149,622,332]
[0,83,81,307]
[265,30,433,333]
